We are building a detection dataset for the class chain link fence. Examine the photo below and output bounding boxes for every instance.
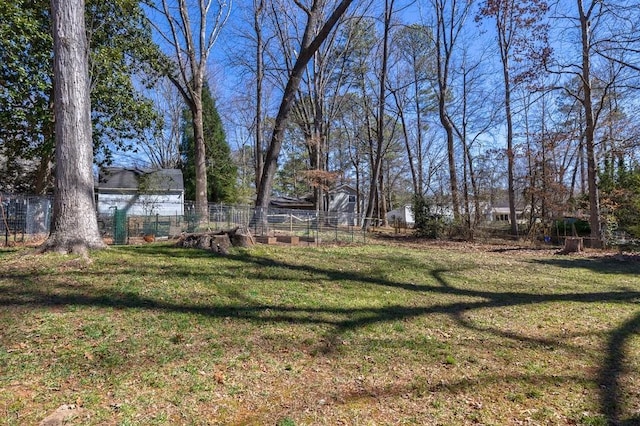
[0,193,52,246]
[97,203,368,245]
[1,194,373,246]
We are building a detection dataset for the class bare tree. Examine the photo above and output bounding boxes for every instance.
[431,0,473,222]
[253,0,267,193]
[548,0,640,247]
[138,78,184,169]
[143,0,231,222]
[577,0,602,247]
[40,0,106,254]
[478,0,550,236]
[450,49,501,228]
[362,0,396,227]
[254,0,356,217]
[331,17,377,219]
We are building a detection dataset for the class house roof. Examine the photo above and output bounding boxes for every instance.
[270,195,315,210]
[97,167,184,192]
[328,184,357,194]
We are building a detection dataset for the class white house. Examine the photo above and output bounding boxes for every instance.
[386,205,415,227]
[483,202,528,224]
[96,168,184,216]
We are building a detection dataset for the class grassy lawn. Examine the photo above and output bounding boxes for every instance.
[1,241,640,425]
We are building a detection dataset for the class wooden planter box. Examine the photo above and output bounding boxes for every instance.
[276,235,299,245]
[255,236,277,245]
[564,237,584,253]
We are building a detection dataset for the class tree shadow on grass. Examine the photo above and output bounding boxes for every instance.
[2,247,640,424]
[0,247,21,257]
[599,312,640,425]
[228,250,640,425]
[530,255,640,276]
[114,243,221,259]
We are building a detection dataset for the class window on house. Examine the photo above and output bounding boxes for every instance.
[348,195,356,203]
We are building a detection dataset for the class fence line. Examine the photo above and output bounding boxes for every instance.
[0,195,382,246]
[0,193,52,245]
[105,204,368,245]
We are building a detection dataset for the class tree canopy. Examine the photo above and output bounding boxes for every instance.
[0,0,162,193]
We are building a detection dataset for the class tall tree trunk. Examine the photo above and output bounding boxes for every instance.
[492,4,519,237]
[312,52,326,211]
[364,0,393,228]
[433,0,464,222]
[503,64,518,236]
[578,0,603,248]
[414,75,424,196]
[34,152,53,195]
[192,98,208,221]
[41,0,105,254]
[379,164,387,225]
[466,147,481,226]
[438,97,460,221]
[393,91,419,195]
[148,0,231,225]
[254,0,265,193]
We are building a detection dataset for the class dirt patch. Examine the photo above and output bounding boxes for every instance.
[39,404,85,426]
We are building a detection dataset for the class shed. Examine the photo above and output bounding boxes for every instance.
[328,184,358,214]
[328,184,360,226]
[96,167,184,216]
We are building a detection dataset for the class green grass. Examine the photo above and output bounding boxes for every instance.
[1,241,640,425]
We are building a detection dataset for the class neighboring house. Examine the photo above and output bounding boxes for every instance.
[484,202,528,224]
[96,167,184,216]
[386,205,415,227]
[385,201,529,226]
[269,195,315,210]
[268,184,361,226]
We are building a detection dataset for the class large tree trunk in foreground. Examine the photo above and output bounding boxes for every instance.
[40,0,106,254]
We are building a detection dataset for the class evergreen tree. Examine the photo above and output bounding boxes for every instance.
[600,159,640,238]
[181,84,237,204]
[0,0,162,194]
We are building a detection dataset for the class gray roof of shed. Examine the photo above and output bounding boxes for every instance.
[97,167,184,192]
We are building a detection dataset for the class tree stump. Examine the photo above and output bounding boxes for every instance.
[195,234,212,250]
[229,226,255,247]
[176,227,254,254]
[212,234,231,254]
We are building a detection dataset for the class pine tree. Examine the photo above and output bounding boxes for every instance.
[181,84,237,204]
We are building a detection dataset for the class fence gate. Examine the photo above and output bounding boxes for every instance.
[113,209,128,245]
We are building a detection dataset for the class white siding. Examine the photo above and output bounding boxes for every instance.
[97,192,184,216]
[387,205,415,226]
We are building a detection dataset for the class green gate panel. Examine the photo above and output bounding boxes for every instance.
[113,210,128,245]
